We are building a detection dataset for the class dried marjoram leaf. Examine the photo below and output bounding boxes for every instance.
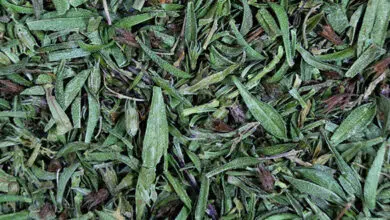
[318,25,343,45]
[83,188,109,210]
[257,164,275,192]
[1,0,390,219]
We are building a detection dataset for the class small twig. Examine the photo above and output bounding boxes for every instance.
[102,0,112,25]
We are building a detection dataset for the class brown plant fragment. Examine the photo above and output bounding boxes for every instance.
[58,209,68,220]
[211,119,234,133]
[154,200,183,219]
[83,188,109,210]
[373,56,390,74]
[257,164,275,192]
[229,104,245,123]
[247,27,264,43]
[47,159,62,172]
[39,203,55,220]
[0,80,24,97]
[323,93,353,113]
[318,25,343,45]
[173,49,185,67]
[114,29,139,48]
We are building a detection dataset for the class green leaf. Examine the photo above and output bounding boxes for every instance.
[269,3,294,66]
[136,37,191,79]
[364,142,387,210]
[85,91,99,143]
[44,85,73,135]
[206,157,261,178]
[27,17,89,31]
[184,1,197,44]
[0,211,29,220]
[64,69,90,108]
[53,0,69,15]
[357,0,390,55]
[164,171,192,209]
[232,76,287,139]
[229,19,264,61]
[240,0,253,36]
[296,166,347,199]
[284,175,344,204]
[114,12,164,28]
[181,64,239,94]
[345,44,386,78]
[136,87,168,220]
[195,176,210,220]
[297,45,343,74]
[331,103,376,145]
[56,163,79,211]
[0,195,32,203]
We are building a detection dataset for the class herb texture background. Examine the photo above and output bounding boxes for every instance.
[0,0,390,219]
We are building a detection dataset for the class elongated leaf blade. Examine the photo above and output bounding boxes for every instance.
[233,76,287,139]
[331,103,376,145]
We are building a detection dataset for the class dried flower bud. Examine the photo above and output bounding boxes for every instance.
[48,159,62,172]
[83,188,109,210]
[229,104,245,123]
[257,164,275,192]
[39,203,55,220]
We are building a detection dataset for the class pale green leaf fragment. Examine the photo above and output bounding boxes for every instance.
[132,0,145,11]
[45,85,73,135]
[364,142,387,210]
[357,0,389,55]
[297,45,343,74]
[0,195,32,203]
[296,167,347,199]
[0,0,34,14]
[71,96,81,128]
[114,12,164,28]
[136,87,168,220]
[48,48,91,62]
[136,37,191,79]
[229,19,264,60]
[322,129,362,197]
[331,103,376,145]
[195,176,210,220]
[206,157,261,178]
[184,1,197,44]
[56,163,79,211]
[371,0,390,49]
[53,0,69,15]
[182,64,239,94]
[284,175,344,204]
[233,76,287,139]
[240,0,253,36]
[85,92,99,143]
[164,171,192,209]
[64,69,90,108]
[0,111,29,118]
[27,17,88,31]
[269,3,294,66]
[345,44,386,78]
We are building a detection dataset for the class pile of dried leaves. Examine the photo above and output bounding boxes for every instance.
[0,0,390,219]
